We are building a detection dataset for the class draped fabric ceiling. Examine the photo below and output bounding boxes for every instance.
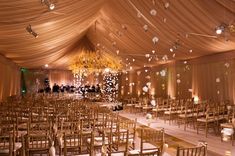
[0,0,234,70]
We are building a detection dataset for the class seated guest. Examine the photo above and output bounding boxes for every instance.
[60,84,64,93]
[38,89,44,93]
[66,85,70,92]
[91,85,96,92]
[81,86,85,96]
[56,84,60,93]
[96,84,101,93]
[63,85,67,92]
[52,83,59,93]
[70,86,75,92]
[45,86,51,93]
[85,85,90,92]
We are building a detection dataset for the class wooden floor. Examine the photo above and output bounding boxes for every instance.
[119,111,234,156]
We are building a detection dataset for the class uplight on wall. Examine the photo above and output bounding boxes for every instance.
[193,96,199,104]
[151,88,155,96]
[121,88,124,96]
[137,90,141,97]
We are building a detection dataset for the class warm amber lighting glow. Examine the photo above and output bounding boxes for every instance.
[193,96,199,104]
[137,90,141,96]
[151,88,155,95]
[69,49,122,75]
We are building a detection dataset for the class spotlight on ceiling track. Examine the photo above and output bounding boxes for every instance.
[26,25,38,38]
[169,42,180,52]
[215,24,226,35]
[41,0,55,10]
[215,27,224,35]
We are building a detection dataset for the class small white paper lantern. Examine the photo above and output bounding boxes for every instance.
[152,36,159,44]
[146,113,152,120]
[146,82,151,87]
[176,79,181,84]
[150,9,157,16]
[160,69,166,77]
[151,100,156,106]
[143,86,148,92]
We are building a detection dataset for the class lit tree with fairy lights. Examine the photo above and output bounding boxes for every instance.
[103,72,119,102]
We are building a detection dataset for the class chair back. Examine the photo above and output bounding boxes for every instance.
[176,144,207,156]
[140,128,164,155]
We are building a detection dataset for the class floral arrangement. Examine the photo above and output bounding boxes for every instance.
[69,49,122,75]
[146,113,152,120]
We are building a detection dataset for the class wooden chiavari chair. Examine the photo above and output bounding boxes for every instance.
[196,104,222,137]
[25,133,50,156]
[220,105,235,145]
[79,131,94,155]
[111,118,137,152]
[128,128,164,156]
[177,101,195,131]
[0,133,24,156]
[62,132,81,155]
[164,100,179,125]
[176,143,207,156]
[0,134,14,156]
[125,98,136,113]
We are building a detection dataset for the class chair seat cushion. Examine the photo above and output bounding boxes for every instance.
[28,141,49,148]
[0,142,22,153]
[221,123,233,128]
[111,152,125,156]
[128,149,159,155]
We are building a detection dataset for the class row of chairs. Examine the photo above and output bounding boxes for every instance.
[0,94,208,155]
[0,95,165,156]
[124,97,235,143]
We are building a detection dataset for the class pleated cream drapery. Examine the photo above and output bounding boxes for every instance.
[121,65,169,99]
[167,62,176,99]
[0,55,20,101]
[191,59,235,103]
[121,51,235,104]
[48,70,74,88]
[190,51,235,103]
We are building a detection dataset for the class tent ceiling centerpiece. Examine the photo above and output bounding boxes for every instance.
[69,49,122,76]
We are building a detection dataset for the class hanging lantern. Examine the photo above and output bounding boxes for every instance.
[151,100,156,106]
[143,86,149,92]
[152,36,159,44]
[143,24,148,32]
[177,79,181,84]
[150,9,157,16]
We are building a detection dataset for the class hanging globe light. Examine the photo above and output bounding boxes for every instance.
[150,9,157,16]
[152,36,159,44]
[143,86,149,92]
